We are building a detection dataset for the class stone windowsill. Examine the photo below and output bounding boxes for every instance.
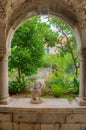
[0,98,86,113]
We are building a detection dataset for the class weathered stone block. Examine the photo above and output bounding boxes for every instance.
[67,114,86,123]
[41,124,59,130]
[0,113,12,122]
[34,124,41,130]
[13,123,19,130]
[81,124,86,130]
[0,123,1,130]
[14,112,66,123]
[1,122,19,130]
[19,123,34,130]
[60,124,80,130]
[14,112,38,123]
[40,113,66,123]
[1,122,13,130]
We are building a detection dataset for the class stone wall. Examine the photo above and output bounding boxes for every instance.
[0,98,86,130]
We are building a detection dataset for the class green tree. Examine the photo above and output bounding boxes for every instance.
[47,17,79,78]
[9,16,57,83]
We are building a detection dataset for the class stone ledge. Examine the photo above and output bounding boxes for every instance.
[0,98,72,113]
[0,98,86,114]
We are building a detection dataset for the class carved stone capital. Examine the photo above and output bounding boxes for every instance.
[0,48,11,59]
[78,47,86,60]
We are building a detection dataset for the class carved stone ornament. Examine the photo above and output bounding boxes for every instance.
[0,48,11,59]
[30,81,43,104]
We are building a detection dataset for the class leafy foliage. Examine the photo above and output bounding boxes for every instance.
[43,53,58,68]
[44,73,79,98]
[9,16,80,98]
[9,76,27,94]
[47,16,80,78]
[9,16,57,93]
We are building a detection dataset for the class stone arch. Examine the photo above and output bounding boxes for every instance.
[6,9,81,49]
[5,0,84,49]
[6,10,81,100]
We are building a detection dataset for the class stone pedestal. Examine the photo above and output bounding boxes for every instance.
[31,98,43,104]
[0,49,10,104]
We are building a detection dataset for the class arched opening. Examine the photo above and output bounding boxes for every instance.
[0,3,85,105]
[0,1,86,130]
[9,13,80,101]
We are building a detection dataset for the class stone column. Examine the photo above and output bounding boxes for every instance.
[76,47,86,105]
[0,49,10,104]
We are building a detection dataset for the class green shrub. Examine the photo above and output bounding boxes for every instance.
[50,84,65,97]
[44,73,79,97]
[67,77,79,94]
[9,75,33,94]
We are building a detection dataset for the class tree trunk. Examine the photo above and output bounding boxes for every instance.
[67,42,78,78]
[18,66,22,81]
